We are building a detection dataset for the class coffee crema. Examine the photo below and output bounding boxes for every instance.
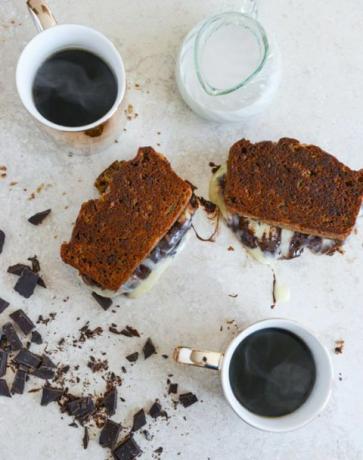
[32,48,117,127]
[229,328,316,417]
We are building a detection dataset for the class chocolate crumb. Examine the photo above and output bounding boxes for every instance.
[0,230,5,254]
[14,268,39,298]
[168,383,178,394]
[149,400,162,418]
[112,436,142,460]
[0,379,11,397]
[228,294,238,298]
[161,354,168,359]
[28,209,51,225]
[179,392,198,408]
[132,408,146,432]
[126,352,139,363]
[92,292,113,311]
[83,427,89,449]
[99,419,122,448]
[10,309,35,335]
[227,246,234,251]
[143,338,157,359]
[208,162,221,174]
[141,429,153,441]
[69,422,78,428]
[335,340,344,354]
[31,331,43,344]
[0,297,9,314]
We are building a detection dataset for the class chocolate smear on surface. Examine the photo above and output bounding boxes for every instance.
[10,309,35,335]
[31,330,43,344]
[112,436,142,460]
[179,392,198,408]
[0,230,5,254]
[3,322,22,351]
[14,267,39,298]
[28,209,51,225]
[92,292,113,311]
[83,427,89,449]
[11,369,27,394]
[143,338,157,359]
[99,419,122,448]
[0,297,9,314]
[0,379,11,397]
[126,352,139,363]
[41,385,63,406]
[132,409,146,432]
[0,351,8,377]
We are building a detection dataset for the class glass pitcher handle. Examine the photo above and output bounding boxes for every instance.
[240,0,258,18]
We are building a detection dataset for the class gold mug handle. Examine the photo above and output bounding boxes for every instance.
[26,0,57,32]
[173,346,223,370]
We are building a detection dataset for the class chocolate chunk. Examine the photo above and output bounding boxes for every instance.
[154,447,163,455]
[37,276,47,288]
[149,401,162,418]
[28,209,51,225]
[0,351,8,377]
[40,354,56,368]
[31,331,43,344]
[112,436,142,460]
[0,230,5,254]
[168,383,178,394]
[126,352,138,363]
[67,396,95,420]
[125,326,140,337]
[143,338,156,359]
[2,322,22,351]
[14,349,42,369]
[7,263,29,276]
[10,309,35,335]
[179,392,198,408]
[103,386,117,416]
[0,379,11,397]
[132,409,146,432]
[32,366,55,380]
[0,297,9,314]
[83,427,89,449]
[14,267,39,298]
[40,385,63,406]
[92,292,112,310]
[11,369,27,394]
[99,419,122,448]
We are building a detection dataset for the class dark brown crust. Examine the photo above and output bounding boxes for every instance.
[224,138,363,240]
[61,147,192,291]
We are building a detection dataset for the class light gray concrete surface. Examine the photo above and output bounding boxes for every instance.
[0,1,362,459]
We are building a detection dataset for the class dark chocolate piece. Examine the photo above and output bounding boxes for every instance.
[66,396,95,420]
[7,263,29,276]
[103,386,117,416]
[27,255,40,273]
[28,209,51,225]
[112,436,142,460]
[124,326,140,337]
[0,230,5,254]
[31,331,43,344]
[32,366,55,380]
[2,322,22,351]
[179,392,198,408]
[0,351,8,377]
[0,297,9,314]
[0,379,11,397]
[11,369,27,394]
[40,354,57,369]
[154,447,163,455]
[168,383,178,394]
[10,309,35,335]
[99,419,122,448]
[14,268,39,298]
[40,386,63,406]
[83,427,89,449]
[126,352,138,363]
[132,409,146,432]
[143,338,156,359]
[14,349,42,369]
[149,401,162,418]
[92,292,112,311]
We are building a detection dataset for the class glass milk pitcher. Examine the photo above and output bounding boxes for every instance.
[176,0,280,122]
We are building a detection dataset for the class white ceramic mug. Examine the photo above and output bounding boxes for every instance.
[174,318,333,432]
[16,0,126,154]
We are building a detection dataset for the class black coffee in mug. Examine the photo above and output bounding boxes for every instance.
[229,328,316,417]
[32,49,117,127]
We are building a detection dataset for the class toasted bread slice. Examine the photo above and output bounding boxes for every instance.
[61,147,192,291]
[224,138,363,241]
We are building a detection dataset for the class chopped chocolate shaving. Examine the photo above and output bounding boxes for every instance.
[14,349,42,369]
[37,313,57,326]
[0,230,5,254]
[32,366,55,380]
[11,369,27,394]
[149,400,162,418]
[143,338,157,359]
[0,379,11,397]
[179,392,198,407]
[0,351,8,377]
[66,396,95,421]
[99,419,122,448]
[0,297,9,314]
[168,383,178,394]
[132,409,146,432]
[102,386,117,416]
[112,436,142,460]
[92,292,112,310]
[83,427,89,449]
[41,385,63,406]
[27,255,40,273]
[126,352,139,363]
[31,330,43,344]
[10,309,35,335]
[227,246,234,251]
[87,357,108,373]
[14,267,39,298]
[28,209,51,225]
[2,322,22,351]
[335,340,345,354]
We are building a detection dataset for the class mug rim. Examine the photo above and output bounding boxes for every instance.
[220,318,334,432]
[16,23,126,132]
